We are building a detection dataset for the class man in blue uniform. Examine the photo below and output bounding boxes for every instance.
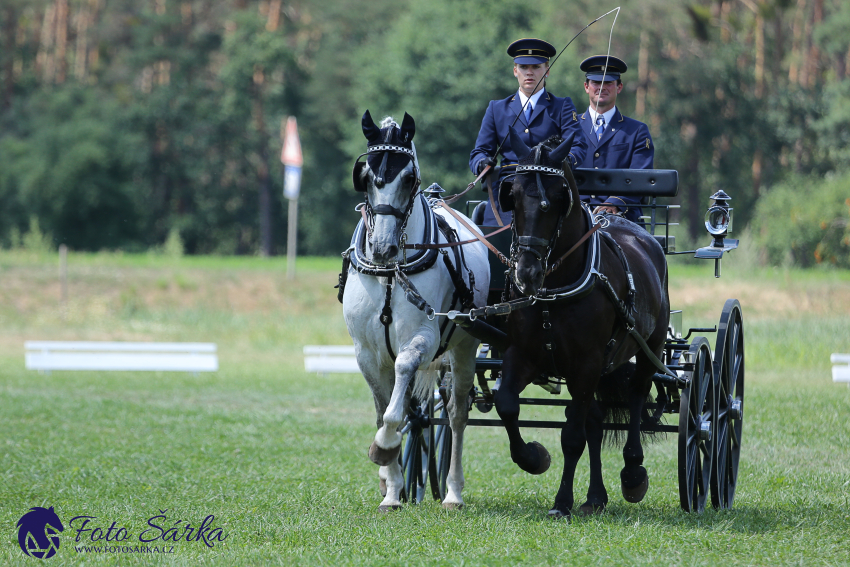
[470,39,588,226]
[578,55,654,224]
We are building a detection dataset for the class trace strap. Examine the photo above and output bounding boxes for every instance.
[404,222,512,250]
[434,201,510,265]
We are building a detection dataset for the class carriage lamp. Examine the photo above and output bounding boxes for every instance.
[704,190,733,246]
[695,190,739,278]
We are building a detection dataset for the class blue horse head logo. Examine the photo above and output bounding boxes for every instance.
[17,506,64,559]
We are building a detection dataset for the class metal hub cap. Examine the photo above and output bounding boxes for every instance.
[699,419,712,442]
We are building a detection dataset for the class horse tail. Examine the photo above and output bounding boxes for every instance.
[411,355,443,407]
[595,362,664,446]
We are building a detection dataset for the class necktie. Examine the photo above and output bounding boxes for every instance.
[525,103,533,125]
[595,115,605,140]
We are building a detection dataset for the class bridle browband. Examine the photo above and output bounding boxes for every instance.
[354,139,422,266]
[516,165,564,176]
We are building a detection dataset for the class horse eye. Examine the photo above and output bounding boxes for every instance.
[401,171,414,189]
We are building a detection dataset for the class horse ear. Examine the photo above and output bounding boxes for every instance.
[498,179,515,212]
[352,161,368,192]
[400,112,415,143]
[509,127,532,159]
[563,161,578,194]
[548,132,575,166]
[361,110,381,144]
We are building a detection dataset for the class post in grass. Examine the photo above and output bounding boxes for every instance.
[281,116,303,280]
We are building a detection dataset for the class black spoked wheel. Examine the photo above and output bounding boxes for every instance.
[399,395,434,504]
[678,336,717,513]
[429,390,452,501]
[711,299,745,509]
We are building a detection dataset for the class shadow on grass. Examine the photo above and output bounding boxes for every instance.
[461,497,814,534]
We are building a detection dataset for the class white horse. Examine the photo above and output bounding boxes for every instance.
[341,111,490,510]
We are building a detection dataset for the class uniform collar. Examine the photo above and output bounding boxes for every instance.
[517,88,546,110]
[586,105,617,127]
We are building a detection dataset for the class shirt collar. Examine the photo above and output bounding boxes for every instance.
[587,105,616,126]
[518,88,546,110]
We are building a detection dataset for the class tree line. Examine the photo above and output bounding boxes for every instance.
[1,0,848,266]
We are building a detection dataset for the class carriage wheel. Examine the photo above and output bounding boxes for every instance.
[710,299,745,509]
[429,394,452,501]
[678,337,717,513]
[399,395,434,504]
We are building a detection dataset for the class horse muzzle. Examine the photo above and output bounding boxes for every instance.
[515,256,544,297]
[369,214,402,265]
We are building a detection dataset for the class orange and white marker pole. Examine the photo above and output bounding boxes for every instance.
[281,117,303,280]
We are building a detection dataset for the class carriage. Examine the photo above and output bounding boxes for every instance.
[395,167,745,514]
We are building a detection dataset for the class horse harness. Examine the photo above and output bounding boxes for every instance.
[469,163,678,382]
[338,192,478,362]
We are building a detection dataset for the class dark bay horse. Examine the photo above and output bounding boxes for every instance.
[494,129,670,519]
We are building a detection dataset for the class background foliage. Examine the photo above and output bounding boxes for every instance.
[1,0,848,265]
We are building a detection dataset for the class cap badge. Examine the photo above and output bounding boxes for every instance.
[527,50,532,54]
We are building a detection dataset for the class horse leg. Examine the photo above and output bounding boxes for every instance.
[374,331,434,510]
[550,394,591,519]
[441,340,477,509]
[494,354,551,475]
[361,363,406,509]
[620,358,654,503]
[580,400,608,515]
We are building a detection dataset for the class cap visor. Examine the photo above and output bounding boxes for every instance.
[585,73,620,82]
[514,56,548,65]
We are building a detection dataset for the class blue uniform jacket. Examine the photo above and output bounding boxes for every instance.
[578,107,654,224]
[470,91,588,226]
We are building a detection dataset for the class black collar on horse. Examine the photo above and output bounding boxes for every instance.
[489,128,673,519]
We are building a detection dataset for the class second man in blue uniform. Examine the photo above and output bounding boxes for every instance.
[578,55,654,224]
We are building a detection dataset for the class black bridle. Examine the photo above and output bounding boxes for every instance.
[356,143,420,214]
[508,157,573,278]
[353,142,422,263]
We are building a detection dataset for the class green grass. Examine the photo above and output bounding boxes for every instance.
[1,251,849,565]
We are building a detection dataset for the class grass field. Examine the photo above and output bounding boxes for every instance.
[1,250,849,566]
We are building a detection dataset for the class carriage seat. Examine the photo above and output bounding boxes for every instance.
[471,201,487,225]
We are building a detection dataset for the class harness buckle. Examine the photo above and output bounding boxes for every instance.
[400,232,408,264]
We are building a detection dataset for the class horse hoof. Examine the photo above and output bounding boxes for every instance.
[442,502,463,510]
[378,504,402,513]
[621,466,649,503]
[379,479,387,497]
[547,508,571,521]
[525,441,551,475]
[368,442,400,466]
[579,502,606,516]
